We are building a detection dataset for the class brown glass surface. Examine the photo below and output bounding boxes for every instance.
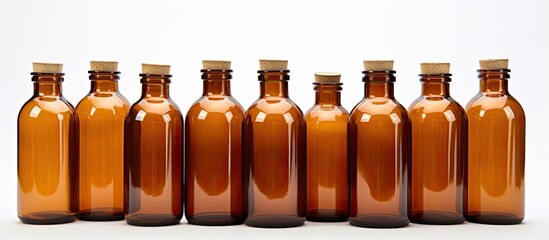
[77,72,129,221]
[465,70,525,225]
[305,83,348,222]
[349,71,409,228]
[18,73,78,224]
[408,74,466,225]
[124,75,183,226]
[243,71,306,228]
[185,70,245,225]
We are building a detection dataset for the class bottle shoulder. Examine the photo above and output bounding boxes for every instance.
[305,104,349,122]
[466,93,525,120]
[188,96,244,115]
[350,98,407,117]
[408,95,465,117]
[244,97,304,123]
[126,97,183,121]
[76,92,130,114]
[19,96,76,120]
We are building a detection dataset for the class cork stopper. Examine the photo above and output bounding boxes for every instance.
[33,62,63,73]
[314,72,341,83]
[420,62,450,74]
[259,59,288,71]
[479,59,509,70]
[202,60,231,70]
[363,60,394,71]
[142,63,170,75]
[90,61,118,72]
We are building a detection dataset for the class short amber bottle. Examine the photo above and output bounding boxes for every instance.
[124,64,183,226]
[185,60,245,225]
[465,59,525,225]
[408,63,466,225]
[77,61,130,221]
[18,63,78,224]
[349,61,410,228]
[243,60,306,228]
[305,72,348,222]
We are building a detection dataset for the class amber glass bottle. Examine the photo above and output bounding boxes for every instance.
[243,60,306,228]
[305,72,348,222]
[185,60,245,225]
[124,64,183,226]
[77,61,129,221]
[408,63,466,225]
[465,59,525,225]
[349,61,410,228]
[18,63,78,224]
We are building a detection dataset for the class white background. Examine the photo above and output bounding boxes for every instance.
[1,0,548,239]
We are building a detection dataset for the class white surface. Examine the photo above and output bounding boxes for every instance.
[1,0,548,239]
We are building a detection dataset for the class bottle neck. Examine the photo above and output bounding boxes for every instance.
[201,70,232,96]
[420,75,452,97]
[32,73,63,97]
[89,72,120,93]
[140,75,171,98]
[478,69,510,94]
[363,71,396,98]
[258,71,290,98]
[314,84,342,105]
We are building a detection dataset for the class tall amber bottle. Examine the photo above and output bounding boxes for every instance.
[243,60,306,228]
[305,72,348,222]
[349,61,410,228]
[77,61,130,221]
[185,60,245,225]
[408,63,466,224]
[124,64,183,226]
[18,63,78,224]
[465,59,525,224]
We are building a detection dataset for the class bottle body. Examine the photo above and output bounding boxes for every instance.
[18,73,78,224]
[408,76,466,224]
[124,75,183,226]
[185,73,245,225]
[77,72,129,220]
[349,73,410,228]
[305,84,348,222]
[244,74,306,228]
[465,70,525,224]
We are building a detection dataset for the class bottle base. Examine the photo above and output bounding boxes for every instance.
[125,214,181,226]
[349,214,409,228]
[245,214,305,228]
[306,209,348,222]
[466,211,523,225]
[409,210,464,225]
[186,212,244,226]
[19,211,76,225]
[78,208,124,221]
